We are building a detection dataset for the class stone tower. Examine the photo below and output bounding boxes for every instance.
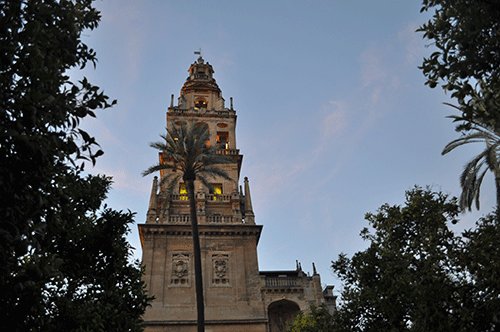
[138,57,335,332]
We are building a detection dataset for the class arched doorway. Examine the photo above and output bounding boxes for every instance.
[268,299,300,332]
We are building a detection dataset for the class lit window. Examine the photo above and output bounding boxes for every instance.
[195,98,208,109]
[179,183,188,200]
[213,184,222,201]
[216,132,229,149]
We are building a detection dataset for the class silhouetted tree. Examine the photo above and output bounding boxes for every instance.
[0,1,151,330]
[332,187,464,332]
[330,187,500,332]
[418,0,500,127]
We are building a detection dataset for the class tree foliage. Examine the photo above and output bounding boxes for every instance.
[143,121,232,332]
[461,212,500,328]
[332,187,462,332]
[287,305,335,332]
[331,187,500,332]
[418,0,500,127]
[288,188,500,332]
[0,0,150,330]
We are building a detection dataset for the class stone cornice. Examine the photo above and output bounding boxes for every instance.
[138,223,263,246]
[146,318,268,326]
[167,107,236,119]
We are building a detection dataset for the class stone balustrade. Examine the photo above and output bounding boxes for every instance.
[167,214,240,224]
[168,108,236,117]
[168,215,190,224]
[169,193,233,202]
[216,149,240,155]
[206,215,234,223]
[170,194,188,201]
[206,194,231,201]
[264,277,299,288]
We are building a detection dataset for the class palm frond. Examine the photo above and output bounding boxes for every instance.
[197,174,215,194]
[143,120,234,198]
[142,163,176,177]
[442,130,497,155]
[200,166,234,181]
[203,153,233,165]
[485,141,500,177]
[443,102,500,211]
[164,174,182,196]
[460,158,487,211]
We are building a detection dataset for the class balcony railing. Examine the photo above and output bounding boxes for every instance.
[169,194,231,202]
[216,149,239,155]
[168,215,190,224]
[193,73,208,79]
[207,215,233,223]
[206,194,231,202]
[170,194,188,201]
[168,108,235,116]
[167,215,237,224]
[264,277,299,288]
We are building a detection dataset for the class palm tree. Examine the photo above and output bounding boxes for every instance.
[442,111,500,211]
[142,121,232,332]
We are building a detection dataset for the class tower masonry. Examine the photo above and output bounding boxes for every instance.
[138,57,335,332]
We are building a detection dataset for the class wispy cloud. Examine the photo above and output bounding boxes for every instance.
[251,163,305,209]
[359,44,388,89]
[398,21,423,66]
[81,117,127,155]
[81,117,150,195]
[298,213,314,232]
[99,2,148,87]
[359,22,426,108]
[89,162,150,195]
[313,100,348,156]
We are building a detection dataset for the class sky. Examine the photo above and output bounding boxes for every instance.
[76,0,496,296]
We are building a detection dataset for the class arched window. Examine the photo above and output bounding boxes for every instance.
[194,97,207,109]
[217,131,229,149]
[268,300,300,332]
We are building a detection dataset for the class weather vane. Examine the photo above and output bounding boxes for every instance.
[194,47,202,56]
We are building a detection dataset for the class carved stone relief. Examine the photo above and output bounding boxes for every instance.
[171,253,189,285]
[212,253,229,285]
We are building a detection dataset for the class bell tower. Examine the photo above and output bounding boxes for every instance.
[139,56,336,332]
[139,57,266,331]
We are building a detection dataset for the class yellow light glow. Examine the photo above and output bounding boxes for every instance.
[213,184,222,201]
[179,183,188,200]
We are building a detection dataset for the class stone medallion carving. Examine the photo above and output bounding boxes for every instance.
[171,253,189,284]
[212,253,229,285]
[214,259,227,277]
[174,260,187,278]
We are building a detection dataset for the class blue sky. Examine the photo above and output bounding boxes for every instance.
[77,0,495,295]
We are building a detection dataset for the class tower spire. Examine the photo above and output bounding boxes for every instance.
[244,177,255,224]
[147,176,158,223]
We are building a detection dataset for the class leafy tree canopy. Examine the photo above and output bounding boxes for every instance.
[331,187,500,332]
[289,188,500,332]
[0,0,150,330]
[418,0,500,127]
[287,304,335,332]
[457,211,500,329]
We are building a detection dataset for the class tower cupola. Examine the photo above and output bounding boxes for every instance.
[178,56,223,110]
